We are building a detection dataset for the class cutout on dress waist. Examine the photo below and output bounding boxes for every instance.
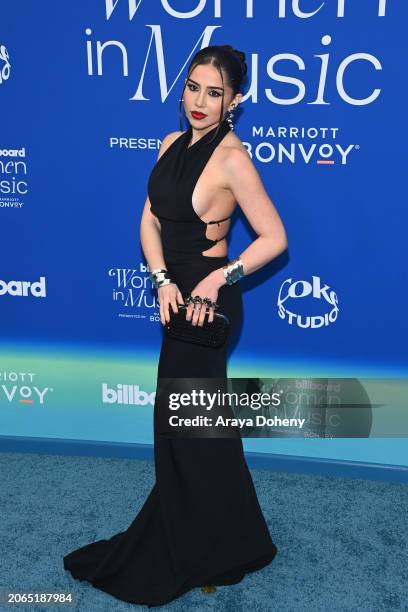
[206,216,231,225]
[201,219,230,257]
[201,238,228,258]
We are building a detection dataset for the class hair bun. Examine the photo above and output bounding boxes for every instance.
[232,49,247,75]
[221,44,248,76]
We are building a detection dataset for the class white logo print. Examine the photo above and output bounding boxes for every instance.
[102,383,155,406]
[0,44,11,84]
[277,275,339,328]
[0,276,46,297]
[0,371,53,405]
[109,263,159,322]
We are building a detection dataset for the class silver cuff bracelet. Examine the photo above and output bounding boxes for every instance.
[223,257,244,285]
[149,268,174,288]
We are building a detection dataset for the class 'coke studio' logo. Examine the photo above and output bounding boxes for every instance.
[0,44,11,84]
[277,275,339,328]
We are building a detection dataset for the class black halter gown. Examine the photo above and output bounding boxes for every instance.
[63,117,278,607]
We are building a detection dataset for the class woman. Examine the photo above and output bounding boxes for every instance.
[63,44,288,607]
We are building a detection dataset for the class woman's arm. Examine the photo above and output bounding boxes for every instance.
[139,195,166,270]
[139,131,183,270]
[140,131,185,325]
[210,148,289,288]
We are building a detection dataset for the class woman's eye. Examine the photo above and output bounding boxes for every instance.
[186,83,220,97]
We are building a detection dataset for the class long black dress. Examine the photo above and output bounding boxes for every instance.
[63,117,278,607]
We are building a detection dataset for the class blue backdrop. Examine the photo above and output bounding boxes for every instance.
[1,1,407,465]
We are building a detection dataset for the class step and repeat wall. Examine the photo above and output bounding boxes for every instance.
[1,1,407,462]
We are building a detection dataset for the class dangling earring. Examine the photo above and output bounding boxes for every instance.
[225,105,236,131]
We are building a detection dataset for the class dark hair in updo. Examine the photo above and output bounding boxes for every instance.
[179,44,247,138]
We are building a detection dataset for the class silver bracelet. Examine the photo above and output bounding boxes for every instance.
[149,268,174,288]
[223,257,245,285]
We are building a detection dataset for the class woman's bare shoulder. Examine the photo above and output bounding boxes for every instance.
[162,129,185,144]
[216,131,250,176]
[219,130,248,157]
[156,130,185,160]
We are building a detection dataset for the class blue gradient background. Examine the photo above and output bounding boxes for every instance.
[1,1,407,466]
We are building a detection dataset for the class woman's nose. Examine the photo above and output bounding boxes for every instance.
[196,91,206,106]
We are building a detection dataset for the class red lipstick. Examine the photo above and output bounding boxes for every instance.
[191,111,207,120]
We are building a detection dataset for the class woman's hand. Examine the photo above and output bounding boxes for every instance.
[157,282,184,325]
[185,274,220,327]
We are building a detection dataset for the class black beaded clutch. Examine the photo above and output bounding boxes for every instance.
[164,304,230,348]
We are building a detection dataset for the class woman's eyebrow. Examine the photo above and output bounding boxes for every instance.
[187,78,224,91]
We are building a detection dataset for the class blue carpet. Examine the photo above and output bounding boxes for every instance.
[1,452,407,611]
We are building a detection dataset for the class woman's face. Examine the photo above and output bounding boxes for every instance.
[183,63,235,130]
